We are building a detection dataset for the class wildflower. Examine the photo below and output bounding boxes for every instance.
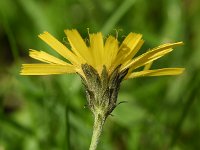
[20,29,184,150]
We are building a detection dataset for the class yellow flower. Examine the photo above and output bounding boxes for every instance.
[20,29,184,78]
[20,30,185,150]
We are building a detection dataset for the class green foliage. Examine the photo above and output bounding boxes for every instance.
[0,0,200,149]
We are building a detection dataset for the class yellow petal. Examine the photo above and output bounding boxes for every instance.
[104,35,118,70]
[143,49,154,71]
[38,31,81,65]
[143,61,153,70]
[119,33,143,58]
[29,49,69,65]
[157,41,184,49]
[126,68,185,79]
[64,29,92,65]
[20,64,75,75]
[122,48,173,72]
[121,42,183,71]
[124,39,144,62]
[89,32,104,72]
[112,33,143,68]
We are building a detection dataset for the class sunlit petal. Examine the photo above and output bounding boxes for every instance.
[29,49,69,65]
[126,68,185,79]
[20,64,75,75]
[121,42,183,71]
[112,33,143,69]
[89,32,104,73]
[65,29,92,65]
[104,35,118,70]
[39,31,81,65]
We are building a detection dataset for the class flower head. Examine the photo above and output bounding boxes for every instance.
[20,29,184,117]
[20,29,184,78]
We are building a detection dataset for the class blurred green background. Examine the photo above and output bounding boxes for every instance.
[0,0,200,150]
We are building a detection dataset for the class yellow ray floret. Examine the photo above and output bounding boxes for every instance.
[89,32,104,72]
[20,64,75,75]
[38,31,82,65]
[121,42,183,71]
[104,35,118,70]
[111,33,143,70]
[29,49,68,65]
[127,68,185,79]
[64,29,92,65]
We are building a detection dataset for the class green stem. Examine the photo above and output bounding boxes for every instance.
[89,113,105,150]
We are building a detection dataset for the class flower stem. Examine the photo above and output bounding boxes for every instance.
[89,113,105,150]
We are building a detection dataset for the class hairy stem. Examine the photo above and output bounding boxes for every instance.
[89,113,105,150]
